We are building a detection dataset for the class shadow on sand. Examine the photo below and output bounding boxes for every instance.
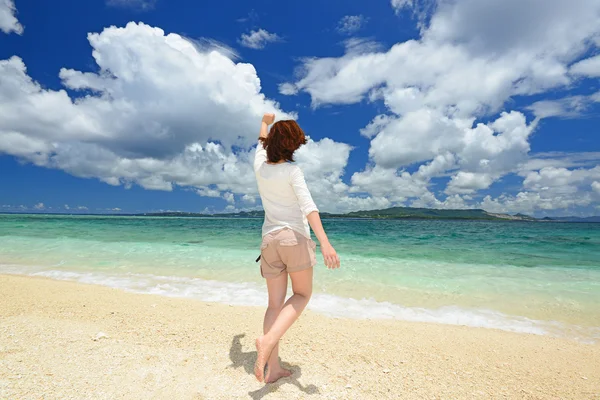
[228,333,320,400]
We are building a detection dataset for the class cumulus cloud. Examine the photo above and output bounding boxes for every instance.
[0,0,23,34]
[242,194,256,204]
[337,15,367,35]
[33,202,45,210]
[239,29,282,49]
[446,172,494,195]
[0,22,378,214]
[0,23,294,203]
[281,0,600,215]
[295,137,357,212]
[223,192,235,204]
[0,23,294,196]
[522,166,600,194]
[3,4,600,216]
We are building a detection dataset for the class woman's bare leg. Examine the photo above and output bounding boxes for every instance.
[263,272,292,383]
[255,267,313,382]
[263,273,292,382]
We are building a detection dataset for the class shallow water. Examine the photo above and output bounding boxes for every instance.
[1,214,599,341]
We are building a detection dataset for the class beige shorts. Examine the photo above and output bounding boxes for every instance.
[260,228,317,279]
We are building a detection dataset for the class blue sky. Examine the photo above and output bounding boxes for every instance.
[0,0,599,216]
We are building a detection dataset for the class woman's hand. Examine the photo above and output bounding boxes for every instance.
[320,242,340,269]
[262,113,275,125]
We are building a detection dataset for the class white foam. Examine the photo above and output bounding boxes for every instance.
[2,265,599,342]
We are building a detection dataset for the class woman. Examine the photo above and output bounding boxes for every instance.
[253,113,341,383]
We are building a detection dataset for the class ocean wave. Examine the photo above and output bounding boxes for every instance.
[1,264,599,343]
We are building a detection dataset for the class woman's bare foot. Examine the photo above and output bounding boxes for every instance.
[265,365,292,383]
[254,336,276,382]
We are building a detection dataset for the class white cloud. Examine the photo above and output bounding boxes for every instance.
[33,202,45,210]
[0,22,293,199]
[527,96,592,119]
[0,0,23,35]
[425,0,598,60]
[196,187,221,198]
[469,166,600,215]
[350,165,429,201]
[522,166,600,194]
[286,0,600,110]
[480,191,594,215]
[242,194,256,204]
[446,172,494,195]
[592,181,600,194]
[0,23,370,214]
[295,138,355,212]
[364,110,534,196]
[2,5,599,216]
[343,38,384,55]
[184,37,240,61]
[570,54,600,77]
[78,206,88,211]
[239,29,281,49]
[281,0,600,214]
[106,0,156,10]
[390,0,411,13]
[223,192,235,204]
[278,83,298,96]
[64,204,70,210]
[410,192,470,210]
[359,114,393,138]
[337,15,367,35]
[520,152,600,172]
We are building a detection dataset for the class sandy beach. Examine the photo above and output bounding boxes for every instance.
[0,274,598,399]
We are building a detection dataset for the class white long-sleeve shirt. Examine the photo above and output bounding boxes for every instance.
[254,142,319,239]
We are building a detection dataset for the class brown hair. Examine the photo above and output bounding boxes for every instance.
[259,120,307,163]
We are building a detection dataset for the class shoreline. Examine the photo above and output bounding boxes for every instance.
[2,266,599,343]
[3,267,599,341]
[1,274,599,399]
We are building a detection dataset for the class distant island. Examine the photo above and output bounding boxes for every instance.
[143,207,541,221]
[4,206,599,222]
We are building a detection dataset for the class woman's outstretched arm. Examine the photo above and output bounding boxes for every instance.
[307,211,340,269]
[260,113,275,139]
[255,113,275,172]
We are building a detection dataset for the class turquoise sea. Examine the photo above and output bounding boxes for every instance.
[1,214,599,342]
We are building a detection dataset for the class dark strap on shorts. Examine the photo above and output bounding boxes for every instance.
[255,255,261,262]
